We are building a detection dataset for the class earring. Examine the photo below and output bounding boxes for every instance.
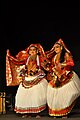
[61,46,63,50]
[37,50,39,54]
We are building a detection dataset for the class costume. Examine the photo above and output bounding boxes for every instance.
[46,39,80,116]
[6,43,48,114]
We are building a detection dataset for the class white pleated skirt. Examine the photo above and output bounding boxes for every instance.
[14,78,48,113]
[47,71,80,116]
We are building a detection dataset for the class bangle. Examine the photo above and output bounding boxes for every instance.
[61,63,66,67]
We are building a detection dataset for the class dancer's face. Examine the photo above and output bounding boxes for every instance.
[29,46,37,56]
[54,43,62,54]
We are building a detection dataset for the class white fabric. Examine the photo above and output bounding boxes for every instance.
[25,70,46,81]
[25,76,38,81]
[47,71,80,110]
[36,55,40,67]
[15,78,48,112]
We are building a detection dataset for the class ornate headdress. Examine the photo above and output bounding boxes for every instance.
[25,43,46,67]
[46,38,71,59]
[16,43,46,61]
[25,43,45,56]
[54,38,70,53]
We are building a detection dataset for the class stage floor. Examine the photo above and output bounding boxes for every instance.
[0,108,80,120]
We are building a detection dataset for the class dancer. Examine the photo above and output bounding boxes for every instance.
[6,43,48,118]
[46,38,80,118]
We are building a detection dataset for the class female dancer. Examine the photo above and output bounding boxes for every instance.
[6,43,48,118]
[46,38,80,118]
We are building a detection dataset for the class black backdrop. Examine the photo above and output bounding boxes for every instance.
[0,2,80,93]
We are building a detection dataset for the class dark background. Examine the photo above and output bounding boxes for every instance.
[0,2,80,93]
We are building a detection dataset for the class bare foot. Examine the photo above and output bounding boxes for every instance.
[62,116,67,118]
[54,116,56,118]
[36,115,41,118]
[22,114,28,118]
